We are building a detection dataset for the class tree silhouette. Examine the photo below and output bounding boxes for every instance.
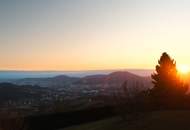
[150,52,188,107]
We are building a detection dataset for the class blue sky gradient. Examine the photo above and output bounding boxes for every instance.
[1,0,190,70]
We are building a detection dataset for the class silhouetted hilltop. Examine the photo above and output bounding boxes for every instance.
[74,71,152,94]
[76,71,148,83]
[106,71,144,83]
[75,75,107,84]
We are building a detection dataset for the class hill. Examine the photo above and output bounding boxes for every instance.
[73,71,152,95]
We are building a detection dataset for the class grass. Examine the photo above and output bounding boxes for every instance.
[60,110,190,130]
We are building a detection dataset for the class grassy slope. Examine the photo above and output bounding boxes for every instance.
[61,110,190,130]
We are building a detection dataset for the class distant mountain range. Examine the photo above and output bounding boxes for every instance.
[1,71,152,93]
[0,69,153,79]
[0,71,153,105]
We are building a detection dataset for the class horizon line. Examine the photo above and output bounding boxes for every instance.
[0,68,154,72]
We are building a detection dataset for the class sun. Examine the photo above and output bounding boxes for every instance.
[177,64,190,74]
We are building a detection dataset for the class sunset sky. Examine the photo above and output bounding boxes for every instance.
[1,0,190,70]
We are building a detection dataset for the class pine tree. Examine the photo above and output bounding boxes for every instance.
[151,52,188,107]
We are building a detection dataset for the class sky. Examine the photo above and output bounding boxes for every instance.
[1,0,190,71]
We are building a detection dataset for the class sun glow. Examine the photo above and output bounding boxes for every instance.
[177,64,190,74]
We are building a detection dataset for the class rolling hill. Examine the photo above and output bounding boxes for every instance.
[2,71,152,95]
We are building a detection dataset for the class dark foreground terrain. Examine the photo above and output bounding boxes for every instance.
[2,100,190,130]
[61,110,190,130]
[25,106,115,130]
